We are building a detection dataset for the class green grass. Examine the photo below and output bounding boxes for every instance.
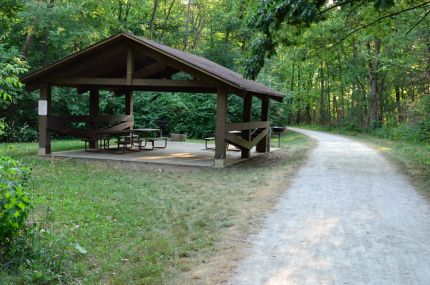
[0,132,312,285]
[298,125,430,197]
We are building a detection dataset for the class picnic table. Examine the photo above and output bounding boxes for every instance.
[94,128,167,152]
[132,128,167,150]
[96,129,135,152]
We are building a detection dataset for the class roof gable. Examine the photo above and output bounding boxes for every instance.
[21,32,283,101]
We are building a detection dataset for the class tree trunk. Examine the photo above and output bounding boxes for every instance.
[338,55,345,121]
[319,62,325,125]
[368,38,381,127]
[290,62,295,91]
[149,0,159,39]
[184,0,192,49]
[160,0,176,39]
[22,15,39,57]
[327,65,331,126]
[395,85,402,123]
[118,1,122,21]
[378,74,385,122]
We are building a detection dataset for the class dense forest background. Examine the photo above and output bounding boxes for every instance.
[1,0,429,142]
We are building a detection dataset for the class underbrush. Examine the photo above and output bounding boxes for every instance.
[0,224,78,285]
[0,156,78,285]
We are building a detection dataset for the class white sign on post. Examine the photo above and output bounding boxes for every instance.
[38,100,48,115]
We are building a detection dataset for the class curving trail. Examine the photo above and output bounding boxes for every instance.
[228,128,430,285]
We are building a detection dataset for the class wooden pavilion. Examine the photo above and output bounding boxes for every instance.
[20,32,283,167]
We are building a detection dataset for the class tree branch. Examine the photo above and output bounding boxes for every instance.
[405,8,430,35]
[333,1,430,46]
[319,0,357,15]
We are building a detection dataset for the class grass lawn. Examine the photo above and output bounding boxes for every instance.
[298,125,430,198]
[0,131,313,285]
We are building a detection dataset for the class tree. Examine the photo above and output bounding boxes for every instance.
[0,40,27,128]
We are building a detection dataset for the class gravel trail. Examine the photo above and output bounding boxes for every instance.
[228,128,430,285]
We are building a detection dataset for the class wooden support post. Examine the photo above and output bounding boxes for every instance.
[241,94,252,158]
[256,96,270,153]
[214,89,228,167]
[126,47,134,85]
[38,83,51,155]
[89,88,99,148]
[125,90,133,115]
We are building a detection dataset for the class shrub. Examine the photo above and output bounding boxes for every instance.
[0,156,31,243]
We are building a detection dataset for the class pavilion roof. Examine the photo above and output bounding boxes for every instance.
[21,32,283,101]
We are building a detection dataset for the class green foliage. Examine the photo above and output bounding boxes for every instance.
[245,0,396,76]
[0,156,31,242]
[0,40,28,138]
[0,0,427,146]
[0,41,27,101]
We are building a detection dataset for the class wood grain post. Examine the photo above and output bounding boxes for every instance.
[214,89,228,167]
[89,88,99,148]
[38,83,51,155]
[125,90,133,115]
[256,96,270,153]
[126,47,134,86]
[241,94,252,158]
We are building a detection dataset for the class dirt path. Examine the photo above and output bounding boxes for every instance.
[228,128,430,285]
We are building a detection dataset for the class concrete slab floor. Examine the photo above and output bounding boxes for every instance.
[51,141,278,167]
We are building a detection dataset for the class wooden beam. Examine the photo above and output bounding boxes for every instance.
[38,83,51,155]
[132,79,217,88]
[215,89,228,167]
[242,94,252,158]
[125,90,133,115]
[226,121,269,132]
[127,47,133,85]
[47,115,133,125]
[256,97,270,152]
[52,77,217,89]
[53,77,127,86]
